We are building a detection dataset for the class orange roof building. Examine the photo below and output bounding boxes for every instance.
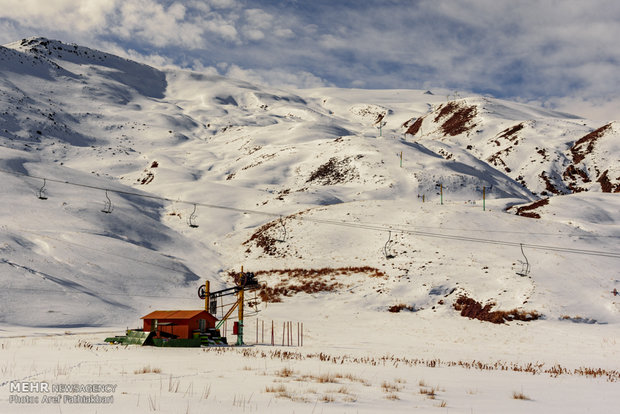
[141,310,218,340]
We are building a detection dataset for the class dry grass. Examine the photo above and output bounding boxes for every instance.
[265,384,287,393]
[202,347,620,382]
[134,365,161,374]
[381,381,402,393]
[419,387,437,399]
[512,390,531,400]
[276,367,295,377]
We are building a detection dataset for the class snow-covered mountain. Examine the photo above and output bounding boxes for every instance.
[1,36,619,414]
[0,37,618,329]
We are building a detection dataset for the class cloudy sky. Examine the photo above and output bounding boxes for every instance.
[1,0,619,119]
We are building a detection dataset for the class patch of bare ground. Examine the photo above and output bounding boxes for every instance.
[563,164,590,193]
[307,157,358,185]
[539,171,562,195]
[402,116,424,136]
[137,161,158,184]
[497,123,524,141]
[388,303,415,313]
[487,151,508,169]
[509,198,549,219]
[243,210,311,256]
[255,267,387,303]
[433,101,478,136]
[597,170,620,193]
[453,295,541,324]
[570,123,612,164]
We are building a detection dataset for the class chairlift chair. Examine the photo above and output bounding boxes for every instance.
[516,243,530,277]
[277,217,286,242]
[384,230,396,259]
[188,204,199,228]
[38,179,48,200]
[101,190,113,214]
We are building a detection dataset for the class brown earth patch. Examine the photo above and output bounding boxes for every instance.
[254,267,387,303]
[510,198,549,219]
[539,171,562,195]
[570,123,612,164]
[597,170,620,193]
[307,157,358,185]
[388,303,415,313]
[433,101,478,136]
[243,210,311,256]
[403,117,424,136]
[453,295,541,324]
[497,123,524,141]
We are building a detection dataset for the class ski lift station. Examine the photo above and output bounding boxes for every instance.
[105,269,260,347]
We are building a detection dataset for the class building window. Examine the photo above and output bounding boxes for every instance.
[199,319,206,333]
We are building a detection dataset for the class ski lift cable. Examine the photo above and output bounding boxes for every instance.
[1,168,619,259]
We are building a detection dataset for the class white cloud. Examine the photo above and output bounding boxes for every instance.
[2,0,620,119]
[0,0,118,33]
[225,64,328,89]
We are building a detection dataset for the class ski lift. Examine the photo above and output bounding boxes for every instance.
[37,179,48,200]
[277,216,286,242]
[188,204,199,228]
[384,230,396,259]
[516,243,530,277]
[101,190,113,214]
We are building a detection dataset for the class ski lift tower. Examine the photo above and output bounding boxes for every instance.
[198,267,260,346]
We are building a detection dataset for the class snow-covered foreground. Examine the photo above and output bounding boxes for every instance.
[1,315,619,414]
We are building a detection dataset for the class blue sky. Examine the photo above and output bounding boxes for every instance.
[1,0,620,119]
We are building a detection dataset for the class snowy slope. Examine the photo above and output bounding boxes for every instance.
[0,35,618,324]
[0,37,619,413]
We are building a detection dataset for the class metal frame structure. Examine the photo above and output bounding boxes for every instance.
[198,268,259,346]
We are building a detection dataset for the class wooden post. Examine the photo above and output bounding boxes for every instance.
[301,323,303,347]
[271,320,274,346]
[483,186,486,211]
[256,319,258,344]
[262,320,264,344]
[440,184,443,205]
[282,322,285,346]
